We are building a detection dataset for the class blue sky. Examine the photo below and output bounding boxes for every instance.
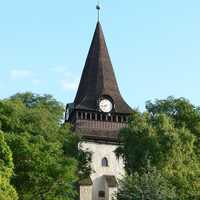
[0,0,200,110]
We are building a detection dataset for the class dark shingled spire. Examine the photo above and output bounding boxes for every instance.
[74,22,132,113]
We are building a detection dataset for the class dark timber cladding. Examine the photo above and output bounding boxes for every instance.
[66,22,133,143]
[74,22,132,113]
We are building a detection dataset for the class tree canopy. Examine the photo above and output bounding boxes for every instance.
[116,97,200,199]
[116,164,176,200]
[2,93,200,199]
[0,130,18,200]
[0,92,91,200]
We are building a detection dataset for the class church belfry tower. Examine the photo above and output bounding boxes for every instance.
[65,6,132,200]
[66,21,132,143]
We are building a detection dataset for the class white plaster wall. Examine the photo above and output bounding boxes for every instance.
[80,186,92,200]
[108,188,117,200]
[105,181,117,200]
[80,142,124,200]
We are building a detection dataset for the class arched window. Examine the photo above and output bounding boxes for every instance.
[102,114,106,121]
[99,191,105,198]
[87,113,90,120]
[97,114,101,120]
[123,116,127,122]
[92,113,96,120]
[102,157,108,167]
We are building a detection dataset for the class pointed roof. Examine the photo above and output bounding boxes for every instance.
[74,22,132,113]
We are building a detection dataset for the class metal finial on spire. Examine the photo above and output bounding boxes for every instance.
[96,1,100,22]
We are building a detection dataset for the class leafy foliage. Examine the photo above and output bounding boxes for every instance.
[0,93,64,140]
[116,164,176,200]
[0,92,91,200]
[5,132,78,200]
[63,134,92,181]
[0,130,18,200]
[116,97,200,199]
[146,96,200,140]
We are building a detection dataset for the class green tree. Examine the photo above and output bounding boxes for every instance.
[146,96,200,140]
[116,164,176,200]
[116,97,200,199]
[5,131,78,200]
[0,92,91,200]
[0,93,64,141]
[0,131,18,200]
[63,129,92,181]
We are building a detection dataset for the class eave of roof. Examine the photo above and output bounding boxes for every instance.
[79,177,93,186]
[104,175,118,188]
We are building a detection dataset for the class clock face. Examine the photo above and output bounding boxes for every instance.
[99,99,113,113]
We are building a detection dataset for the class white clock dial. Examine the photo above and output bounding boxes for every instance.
[99,99,113,113]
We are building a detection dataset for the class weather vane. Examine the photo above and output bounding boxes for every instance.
[96,1,101,22]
